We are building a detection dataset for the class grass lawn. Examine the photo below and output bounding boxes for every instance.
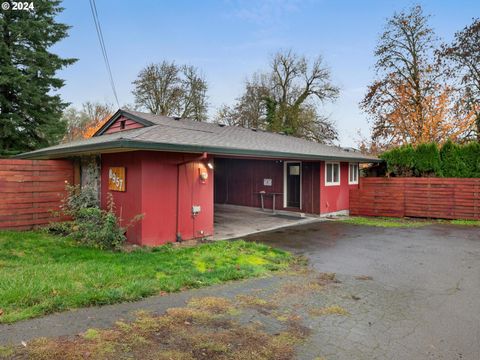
[340,216,480,228]
[0,231,293,324]
[447,219,480,226]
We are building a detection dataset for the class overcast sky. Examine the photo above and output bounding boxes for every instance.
[54,0,480,147]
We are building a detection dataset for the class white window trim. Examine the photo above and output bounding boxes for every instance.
[348,163,359,185]
[325,162,340,186]
[283,161,302,208]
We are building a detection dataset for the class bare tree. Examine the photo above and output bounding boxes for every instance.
[269,50,339,138]
[83,101,113,126]
[214,104,238,126]
[132,61,208,121]
[216,50,339,144]
[178,65,208,121]
[215,74,270,128]
[439,18,480,140]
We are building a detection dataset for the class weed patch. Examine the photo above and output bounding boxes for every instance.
[0,346,14,358]
[341,216,480,228]
[187,296,235,314]
[236,294,278,311]
[340,216,432,228]
[309,305,349,316]
[11,300,308,360]
[447,219,480,226]
[355,275,373,281]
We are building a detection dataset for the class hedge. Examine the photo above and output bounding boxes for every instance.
[380,141,480,177]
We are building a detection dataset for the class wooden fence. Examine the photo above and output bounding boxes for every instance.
[350,178,480,220]
[0,159,73,230]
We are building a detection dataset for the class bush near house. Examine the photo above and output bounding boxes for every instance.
[380,141,480,177]
[0,231,293,324]
[47,184,141,250]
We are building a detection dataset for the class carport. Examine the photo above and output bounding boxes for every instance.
[213,204,321,240]
[213,157,322,214]
[19,109,379,246]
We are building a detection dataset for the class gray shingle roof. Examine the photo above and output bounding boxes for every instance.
[18,109,380,162]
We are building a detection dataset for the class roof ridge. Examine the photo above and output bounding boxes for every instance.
[127,110,337,149]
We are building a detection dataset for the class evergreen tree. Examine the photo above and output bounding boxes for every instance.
[0,0,76,154]
[440,140,465,177]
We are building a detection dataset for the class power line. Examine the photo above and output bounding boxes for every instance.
[88,0,120,108]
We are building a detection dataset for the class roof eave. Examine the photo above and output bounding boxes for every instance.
[17,139,382,163]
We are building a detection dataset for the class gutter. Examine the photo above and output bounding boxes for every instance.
[17,139,382,163]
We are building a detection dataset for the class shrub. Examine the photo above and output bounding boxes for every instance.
[380,145,415,176]
[457,142,480,178]
[44,220,75,236]
[61,184,98,213]
[71,206,126,250]
[414,143,442,177]
[380,142,480,178]
[50,185,142,250]
[440,140,466,177]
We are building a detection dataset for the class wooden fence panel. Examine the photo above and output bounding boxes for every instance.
[350,177,480,220]
[0,159,73,230]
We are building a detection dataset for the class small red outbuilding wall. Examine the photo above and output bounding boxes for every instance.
[101,151,214,246]
[319,162,358,214]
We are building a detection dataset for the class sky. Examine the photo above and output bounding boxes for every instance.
[54,0,480,147]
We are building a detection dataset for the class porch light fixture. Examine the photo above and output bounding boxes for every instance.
[207,162,214,170]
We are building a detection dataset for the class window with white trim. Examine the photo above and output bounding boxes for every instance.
[349,163,359,184]
[325,162,340,186]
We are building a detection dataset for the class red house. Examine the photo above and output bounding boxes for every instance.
[20,109,379,246]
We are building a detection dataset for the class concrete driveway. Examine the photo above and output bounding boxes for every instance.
[245,221,480,360]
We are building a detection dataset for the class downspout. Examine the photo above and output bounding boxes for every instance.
[175,152,208,242]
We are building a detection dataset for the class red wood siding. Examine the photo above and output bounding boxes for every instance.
[101,152,143,243]
[214,158,283,209]
[320,162,359,214]
[101,151,214,246]
[0,159,73,230]
[350,178,480,220]
[104,115,144,134]
[214,158,321,214]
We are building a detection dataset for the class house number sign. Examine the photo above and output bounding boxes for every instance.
[108,167,126,191]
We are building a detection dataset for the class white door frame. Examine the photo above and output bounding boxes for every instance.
[283,161,302,209]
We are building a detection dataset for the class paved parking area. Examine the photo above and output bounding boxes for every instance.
[246,221,480,359]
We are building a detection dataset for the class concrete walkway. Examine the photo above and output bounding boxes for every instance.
[213,203,322,240]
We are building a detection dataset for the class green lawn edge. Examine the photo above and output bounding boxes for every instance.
[0,231,294,324]
[339,216,480,228]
